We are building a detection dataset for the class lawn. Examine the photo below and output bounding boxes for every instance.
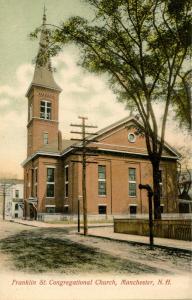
[0,228,164,274]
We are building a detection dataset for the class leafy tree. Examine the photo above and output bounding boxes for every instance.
[31,0,191,219]
[172,70,191,131]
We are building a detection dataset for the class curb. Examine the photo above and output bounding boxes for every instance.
[8,220,192,254]
[83,233,192,254]
[9,220,39,228]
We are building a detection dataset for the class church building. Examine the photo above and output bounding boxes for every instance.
[22,12,180,220]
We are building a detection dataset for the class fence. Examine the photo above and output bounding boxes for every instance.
[114,218,192,241]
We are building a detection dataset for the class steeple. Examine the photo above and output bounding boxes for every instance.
[26,7,61,157]
[26,7,61,96]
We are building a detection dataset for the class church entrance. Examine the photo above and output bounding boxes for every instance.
[29,203,37,220]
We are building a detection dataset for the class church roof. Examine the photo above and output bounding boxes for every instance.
[26,9,62,96]
[22,116,181,167]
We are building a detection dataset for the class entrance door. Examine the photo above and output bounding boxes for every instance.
[29,203,37,220]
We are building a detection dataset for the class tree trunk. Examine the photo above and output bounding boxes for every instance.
[152,160,161,220]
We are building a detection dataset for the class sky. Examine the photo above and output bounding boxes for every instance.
[0,0,191,179]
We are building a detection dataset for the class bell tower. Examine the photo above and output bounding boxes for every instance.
[26,9,62,157]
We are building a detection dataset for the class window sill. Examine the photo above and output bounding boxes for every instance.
[98,195,107,197]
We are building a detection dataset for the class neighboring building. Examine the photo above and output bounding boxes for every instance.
[178,169,192,213]
[0,179,24,219]
[22,12,180,220]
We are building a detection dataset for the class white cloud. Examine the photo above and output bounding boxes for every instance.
[0,97,10,107]
[0,64,33,98]
[0,50,191,178]
[54,52,127,133]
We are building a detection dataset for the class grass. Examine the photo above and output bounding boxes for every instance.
[0,229,164,274]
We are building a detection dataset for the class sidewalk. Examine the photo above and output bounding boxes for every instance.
[8,218,113,228]
[87,226,192,252]
[9,218,192,252]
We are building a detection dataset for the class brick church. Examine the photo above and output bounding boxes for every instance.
[22,12,179,220]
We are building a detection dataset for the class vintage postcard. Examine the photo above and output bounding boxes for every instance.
[0,0,191,299]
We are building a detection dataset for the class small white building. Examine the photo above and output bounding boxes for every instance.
[0,179,24,219]
[11,182,24,219]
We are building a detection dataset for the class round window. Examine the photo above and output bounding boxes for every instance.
[128,133,136,143]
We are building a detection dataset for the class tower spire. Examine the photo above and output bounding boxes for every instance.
[43,5,46,25]
[26,7,62,95]
[43,4,47,26]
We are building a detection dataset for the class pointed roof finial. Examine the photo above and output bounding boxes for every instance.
[43,5,46,25]
[25,5,62,95]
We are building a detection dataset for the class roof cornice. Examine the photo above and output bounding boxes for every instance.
[21,151,61,167]
[22,116,181,167]
[25,83,62,98]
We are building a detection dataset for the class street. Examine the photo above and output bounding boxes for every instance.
[0,220,191,275]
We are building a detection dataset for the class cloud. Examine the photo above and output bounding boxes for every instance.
[0,64,33,99]
[0,49,191,178]
[53,52,127,134]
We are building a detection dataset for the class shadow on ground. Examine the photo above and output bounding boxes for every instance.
[0,229,166,274]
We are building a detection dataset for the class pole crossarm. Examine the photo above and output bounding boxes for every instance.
[71,160,98,164]
[71,153,99,157]
[70,131,83,135]
[70,124,97,128]
[71,145,98,151]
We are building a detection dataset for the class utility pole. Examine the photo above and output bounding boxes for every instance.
[70,116,98,235]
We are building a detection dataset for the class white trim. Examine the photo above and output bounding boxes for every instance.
[61,146,179,160]
[85,116,180,158]
[45,205,56,208]
[64,205,69,207]
[22,139,179,169]
[34,167,38,197]
[92,142,146,151]
[64,165,69,198]
[21,152,60,167]
[46,167,55,198]
[61,147,75,156]
[40,100,52,120]
[129,204,138,206]
[98,165,107,196]
[46,165,56,169]
[128,167,137,197]
[97,148,178,160]
[27,117,58,126]
[43,132,49,145]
